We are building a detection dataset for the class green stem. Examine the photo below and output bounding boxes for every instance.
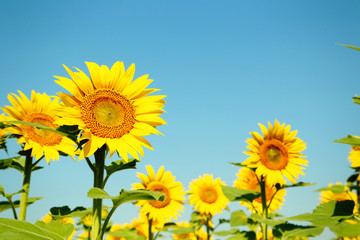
[91,145,106,240]
[259,179,269,240]
[19,150,32,221]
[99,205,116,240]
[7,197,18,219]
[148,217,153,240]
[206,215,210,240]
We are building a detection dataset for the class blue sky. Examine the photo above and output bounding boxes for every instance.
[1,1,360,238]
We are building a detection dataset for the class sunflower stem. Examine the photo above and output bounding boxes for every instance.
[91,145,106,240]
[259,179,269,240]
[148,217,153,240]
[99,205,117,240]
[7,196,18,219]
[19,150,33,221]
[206,214,211,240]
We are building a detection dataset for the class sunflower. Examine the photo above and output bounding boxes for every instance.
[348,140,360,168]
[132,165,185,223]
[242,120,307,186]
[54,61,166,161]
[234,167,286,214]
[319,183,358,206]
[173,221,196,240]
[1,90,77,163]
[188,174,229,216]
[42,213,75,240]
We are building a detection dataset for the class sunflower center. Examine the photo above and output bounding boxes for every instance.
[200,186,218,204]
[81,89,136,138]
[23,113,62,146]
[259,139,288,170]
[147,182,171,208]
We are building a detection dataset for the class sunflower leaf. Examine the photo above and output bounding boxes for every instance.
[2,121,78,144]
[249,213,286,227]
[107,228,145,240]
[314,185,346,193]
[330,219,360,238]
[230,210,248,227]
[0,218,73,240]
[221,185,260,203]
[0,197,43,213]
[225,231,256,240]
[286,200,354,226]
[353,94,360,105]
[337,43,360,51]
[272,223,324,240]
[0,156,24,173]
[105,159,138,176]
[213,228,239,236]
[276,182,316,190]
[334,135,360,146]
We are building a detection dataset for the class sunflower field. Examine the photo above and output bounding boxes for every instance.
[0,43,359,240]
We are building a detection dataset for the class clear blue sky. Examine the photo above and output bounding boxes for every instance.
[1,1,360,238]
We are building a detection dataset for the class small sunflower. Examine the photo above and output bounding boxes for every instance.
[242,120,307,186]
[132,165,185,223]
[1,90,77,163]
[348,141,360,169]
[234,167,286,214]
[54,61,166,161]
[188,174,229,216]
[319,183,358,205]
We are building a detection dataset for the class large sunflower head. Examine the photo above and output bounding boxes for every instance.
[1,90,77,163]
[54,61,166,161]
[234,167,286,214]
[188,174,229,216]
[242,120,307,186]
[132,165,185,223]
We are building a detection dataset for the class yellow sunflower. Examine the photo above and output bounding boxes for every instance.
[242,120,307,186]
[234,167,286,214]
[188,174,229,216]
[348,140,360,168]
[173,221,196,240]
[1,90,77,163]
[319,183,358,207]
[42,213,75,240]
[132,165,185,223]
[54,61,166,161]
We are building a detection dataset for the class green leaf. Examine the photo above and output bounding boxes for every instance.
[276,182,316,190]
[105,159,138,176]
[0,156,24,172]
[249,213,286,227]
[2,121,78,143]
[315,185,346,194]
[107,228,146,240]
[334,135,360,146]
[221,185,260,203]
[225,231,256,240]
[0,197,43,213]
[330,220,360,238]
[353,94,360,105]
[273,223,324,240]
[286,200,354,226]
[0,218,71,240]
[213,228,239,236]
[337,43,360,51]
[230,210,248,227]
[166,226,194,235]
[0,185,5,196]
[35,221,74,240]
[87,188,165,206]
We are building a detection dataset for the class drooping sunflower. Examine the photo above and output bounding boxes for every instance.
[242,120,307,186]
[54,61,166,161]
[234,167,286,214]
[1,90,77,163]
[132,165,185,223]
[188,174,229,216]
[348,141,360,169]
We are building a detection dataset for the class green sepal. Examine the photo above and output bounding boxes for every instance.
[221,185,260,203]
[87,187,165,206]
[0,197,43,213]
[0,218,73,240]
[272,223,324,240]
[334,135,360,146]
